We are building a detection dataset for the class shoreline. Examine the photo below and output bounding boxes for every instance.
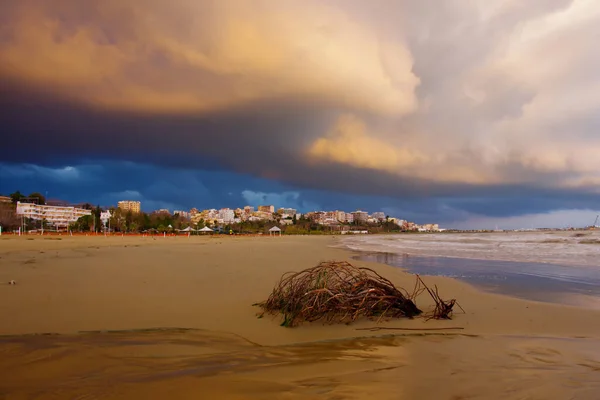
[348,249,600,309]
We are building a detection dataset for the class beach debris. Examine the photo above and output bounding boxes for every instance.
[414,275,463,320]
[8,280,17,285]
[254,261,460,327]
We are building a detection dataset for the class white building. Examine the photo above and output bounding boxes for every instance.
[100,210,112,226]
[389,218,406,227]
[173,210,189,218]
[16,202,92,229]
[372,212,386,221]
[219,208,235,223]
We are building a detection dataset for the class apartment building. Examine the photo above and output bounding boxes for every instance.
[16,202,92,229]
[351,210,369,223]
[334,211,346,222]
[277,208,297,216]
[173,210,189,218]
[372,212,386,221]
[258,205,274,213]
[118,200,141,213]
[218,208,235,223]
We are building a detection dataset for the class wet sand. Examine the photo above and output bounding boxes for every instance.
[2,329,600,399]
[1,235,600,399]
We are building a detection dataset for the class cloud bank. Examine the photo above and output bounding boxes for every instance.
[1,0,599,226]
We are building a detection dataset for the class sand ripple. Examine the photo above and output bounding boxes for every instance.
[1,329,599,399]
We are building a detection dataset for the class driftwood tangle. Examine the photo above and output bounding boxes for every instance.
[255,261,460,327]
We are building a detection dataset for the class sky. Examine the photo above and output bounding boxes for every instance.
[1,0,599,229]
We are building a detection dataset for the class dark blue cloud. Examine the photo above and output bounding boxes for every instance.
[2,160,600,229]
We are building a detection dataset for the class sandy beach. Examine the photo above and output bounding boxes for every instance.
[1,234,600,399]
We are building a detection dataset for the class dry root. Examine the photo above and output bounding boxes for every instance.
[254,261,461,327]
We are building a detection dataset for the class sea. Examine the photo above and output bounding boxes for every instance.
[342,230,600,308]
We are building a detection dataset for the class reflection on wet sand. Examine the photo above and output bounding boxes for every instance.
[1,329,599,400]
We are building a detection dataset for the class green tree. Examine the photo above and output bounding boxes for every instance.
[125,210,134,231]
[10,191,25,203]
[93,206,102,232]
[109,207,124,232]
[28,192,46,205]
[70,215,93,232]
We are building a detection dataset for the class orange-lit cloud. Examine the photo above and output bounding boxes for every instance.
[307,114,500,185]
[308,114,428,172]
[0,0,419,115]
[305,0,600,189]
[2,0,600,198]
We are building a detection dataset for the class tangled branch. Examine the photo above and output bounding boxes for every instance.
[254,261,461,327]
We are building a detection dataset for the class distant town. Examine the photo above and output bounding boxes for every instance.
[0,191,442,234]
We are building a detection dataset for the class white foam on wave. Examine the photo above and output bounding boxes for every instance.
[341,231,600,268]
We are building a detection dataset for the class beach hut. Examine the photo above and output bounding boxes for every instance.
[269,226,282,236]
[198,226,213,234]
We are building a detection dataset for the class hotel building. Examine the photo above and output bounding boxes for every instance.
[118,200,141,213]
[16,202,92,229]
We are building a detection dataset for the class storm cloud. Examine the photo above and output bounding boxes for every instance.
[1,0,599,227]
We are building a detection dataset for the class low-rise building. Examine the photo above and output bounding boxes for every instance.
[100,210,112,227]
[277,207,297,216]
[16,202,92,229]
[421,224,440,231]
[254,211,274,220]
